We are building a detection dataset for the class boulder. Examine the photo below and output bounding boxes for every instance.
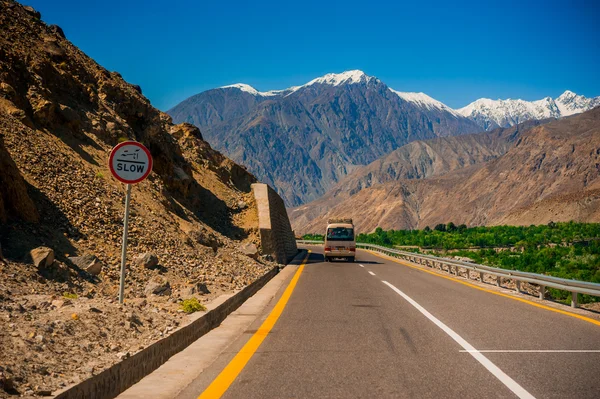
[171,166,193,196]
[48,24,66,38]
[51,299,70,308]
[30,247,54,269]
[0,371,14,392]
[181,282,210,297]
[189,228,221,251]
[134,253,158,269]
[43,41,66,58]
[31,98,58,125]
[68,254,103,275]
[239,242,259,259]
[144,276,171,296]
[170,123,203,141]
[23,6,41,19]
[59,104,81,129]
[0,83,16,99]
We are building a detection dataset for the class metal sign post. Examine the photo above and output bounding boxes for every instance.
[118,184,132,304]
[108,141,153,304]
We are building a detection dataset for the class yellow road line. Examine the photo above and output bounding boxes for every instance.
[367,250,600,327]
[198,251,310,399]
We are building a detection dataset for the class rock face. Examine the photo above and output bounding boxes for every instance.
[168,71,481,206]
[0,134,38,224]
[0,3,290,397]
[292,108,600,233]
[289,120,546,229]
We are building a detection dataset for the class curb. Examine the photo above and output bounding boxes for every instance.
[53,263,285,399]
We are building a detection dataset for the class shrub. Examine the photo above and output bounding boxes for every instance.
[180,297,206,314]
[62,292,78,299]
[95,171,104,179]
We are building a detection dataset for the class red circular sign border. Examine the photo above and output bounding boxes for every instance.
[108,141,153,184]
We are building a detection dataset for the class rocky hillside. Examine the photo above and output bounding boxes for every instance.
[168,71,481,206]
[289,120,546,229]
[0,2,278,396]
[292,108,600,233]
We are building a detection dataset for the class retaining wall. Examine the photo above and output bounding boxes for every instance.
[53,266,279,399]
[252,183,297,264]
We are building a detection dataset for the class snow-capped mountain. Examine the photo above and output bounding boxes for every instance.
[389,89,462,117]
[217,71,461,117]
[168,70,599,205]
[220,70,376,97]
[457,91,600,130]
[555,90,600,116]
[217,74,599,131]
[168,70,480,206]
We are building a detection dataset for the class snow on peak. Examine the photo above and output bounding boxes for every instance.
[220,83,280,97]
[220,70,374,97]
[555,90,600,116]
[304,70,374,87]
[456,91,600,130]
[456,97,559,129]
[390,89,460,116]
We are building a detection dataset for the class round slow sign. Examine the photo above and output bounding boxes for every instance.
[108,141,153,184]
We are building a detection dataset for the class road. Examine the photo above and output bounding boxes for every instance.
[177,247,600,398]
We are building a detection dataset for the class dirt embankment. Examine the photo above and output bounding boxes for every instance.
[0,2,278,396]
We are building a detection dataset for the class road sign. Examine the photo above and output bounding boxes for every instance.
[109,141,153,184]
[108,141,153,304]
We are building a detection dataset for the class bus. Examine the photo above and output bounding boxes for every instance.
[324,218,356,262]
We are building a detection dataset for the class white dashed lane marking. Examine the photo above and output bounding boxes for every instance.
[381,280,535,399]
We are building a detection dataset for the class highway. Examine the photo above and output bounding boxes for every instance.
[176,247,600,398]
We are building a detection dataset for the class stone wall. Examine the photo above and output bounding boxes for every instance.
[252,183,297,264]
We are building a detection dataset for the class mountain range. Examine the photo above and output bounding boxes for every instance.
[168,71,481,206]
[168,71,599,206]
[457,90,600,130]
[290,108,600,233]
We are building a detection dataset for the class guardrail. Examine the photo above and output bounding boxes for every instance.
[296,240,600,308]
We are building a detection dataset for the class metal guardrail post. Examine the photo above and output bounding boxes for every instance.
[571,293,578,308]
[515,280,521,293]
[539,285,545,300]
[479,272,484,282]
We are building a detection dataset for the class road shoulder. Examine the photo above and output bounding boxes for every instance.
[116,252,306,399]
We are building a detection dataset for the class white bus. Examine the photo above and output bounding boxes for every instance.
[324,218,356,262]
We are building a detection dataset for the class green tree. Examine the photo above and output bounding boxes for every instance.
[434,224,446,232]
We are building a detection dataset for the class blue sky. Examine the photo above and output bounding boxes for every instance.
[27,0,600,111]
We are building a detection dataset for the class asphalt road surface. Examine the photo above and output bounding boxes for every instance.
[178,247,600,399]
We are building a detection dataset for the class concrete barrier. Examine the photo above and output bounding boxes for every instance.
[252,183,297,264]
[54,266,280,399]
